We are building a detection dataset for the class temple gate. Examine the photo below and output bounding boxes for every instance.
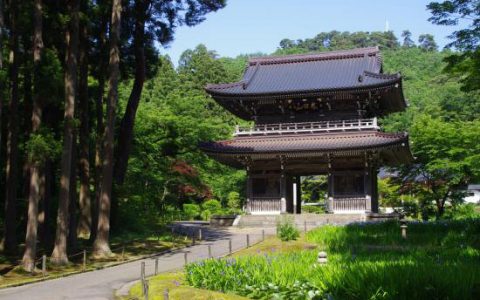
[200,47,412,214]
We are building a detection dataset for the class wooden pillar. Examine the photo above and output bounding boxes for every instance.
[296,176,302,214]
[280,171,287,213]
[371,167,379,213]
[246,169,252,214]
[364,167,372,212]
[292,177,297,214]
[327,173,334,213]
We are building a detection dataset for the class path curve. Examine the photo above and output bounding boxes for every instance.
[0,226,274,300]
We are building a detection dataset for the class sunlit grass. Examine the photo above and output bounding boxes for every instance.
[185,219,480,299]
[125,272,247,300]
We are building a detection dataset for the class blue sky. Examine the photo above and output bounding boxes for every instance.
[162,0,458,65]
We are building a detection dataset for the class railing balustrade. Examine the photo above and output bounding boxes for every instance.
[234,118,378,136]
[249,197,282,212]
[332,197,367,212]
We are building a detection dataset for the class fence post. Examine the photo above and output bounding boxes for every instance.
[246,234,250,248]
[155,258,159,275]
[304,220,307,233]
[262,229,265,242]
[229,239,232,254]
[192,230,196,246]
[143,279,149,300]
[208,245,212,258]
[184,252,188,265]
[198,228,202,241]
[83,250,87,271]
[42,255,47,277]
[163,288,169,300]
[141,261,145,280]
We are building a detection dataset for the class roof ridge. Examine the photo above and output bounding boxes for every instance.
[248,47,380,66]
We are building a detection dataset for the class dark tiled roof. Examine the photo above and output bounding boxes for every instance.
[206,47,401,97]
[200,130,409,154]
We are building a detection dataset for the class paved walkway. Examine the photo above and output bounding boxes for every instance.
[0,226,275,300]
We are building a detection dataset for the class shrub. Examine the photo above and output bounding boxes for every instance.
[276,216,300,241]
[227,191,241,210]
[199,199,223,221]
[183,203,200,220]
[444,203,480,220]
[202,199,222,214]
[302,205,325,214]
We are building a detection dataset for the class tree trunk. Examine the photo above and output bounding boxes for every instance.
[77,12,91,239]
[114,0,148,185]
[51,0,79,265]
[68,131,78,250]
[39,160,53,249]
[0,0,4,152]
[93,0,121,258]
[22,0,44,272]
[91,12,108,243]
[1,0,19,255]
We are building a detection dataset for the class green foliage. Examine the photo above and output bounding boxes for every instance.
[301,175,327,202]
[226,192,241,210]
[277,30,400,52]
[444,204,480,220]
[428,0,480,92]
[301,205,325,214]
[378,178,401,207]
[276,216,300,241]
[183,204,201,221]
[418,33,438,51]
[186,220,480,300]
[200,199,223,220]
[25,128,60,164]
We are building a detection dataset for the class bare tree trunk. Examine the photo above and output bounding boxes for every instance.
[93,0,121,258]
[114,0,148,184]
[22,0,44,272]
[68,131,78,250]
[1,0,19,255]
[91,13,108,243]
[0,0,4,152]
[51,0,79,265]
[77,10,91,239]
[39,160,53,249]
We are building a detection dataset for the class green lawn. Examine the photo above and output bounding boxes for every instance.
[185,219,480,299]
[124,272,248,300]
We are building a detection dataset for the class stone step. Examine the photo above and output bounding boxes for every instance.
[236,213,367,227]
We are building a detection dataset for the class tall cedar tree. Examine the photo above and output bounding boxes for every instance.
[2,0,20,254]
[91,4,109,242]
[51,0,79,264]
[22,0,44,271]
[93,0,122,257]
[0,0,4,151]
[77,0,91,239]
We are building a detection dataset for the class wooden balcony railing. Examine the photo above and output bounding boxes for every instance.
[331,197,367,212]
[248,197,282,213]
[234,118,378,137]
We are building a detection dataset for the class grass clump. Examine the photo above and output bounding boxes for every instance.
[276,216,300,241]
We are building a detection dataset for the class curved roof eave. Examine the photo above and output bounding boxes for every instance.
[205,75,402,99]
